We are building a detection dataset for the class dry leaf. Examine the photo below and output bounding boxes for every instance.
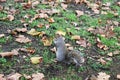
[0,5,3,11]
[0,74,6,80]
[0,34,5,38]
[15,28,27,32]
[32,1,40,8]
[56,30,66,36]
[15,35,31,43]
[7,15,14,21]
[41,36,53,46]
[23,74,31,80]
[76,38,87,47]
[0,49,19,57]
[117,74,120,79]
[32,73,44,80]
[0,0,6,2]
[113,50,120,55]
[71,35,80,40]
[50,47,56,53]
[38,13,48,19]
[27,28,41,36]
[107,52,113,57]
[98,57,107,65]
[61,3,68,10]
[7,73,22,80]
[117,2,120,6]
[37,23,43,28]
[22,0,32,9]
[97,72,110,80]
[30,57,43,64]
[75,10,84,17]
[48,18,55,23]
[90,75,97,80]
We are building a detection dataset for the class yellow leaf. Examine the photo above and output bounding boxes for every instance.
[27,28,41,36]
[41,36,53,46]
[56,30,66,36]
[30,57,43,64]
[71,35,80,40]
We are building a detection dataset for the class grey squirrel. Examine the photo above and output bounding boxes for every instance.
[54,34,85,66]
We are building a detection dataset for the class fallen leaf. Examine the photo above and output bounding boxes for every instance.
[56,30,66,36]
[30,57,43,64]
[0,49,19,57]
[0,34,5,38]
[76,38,87,47]
[48,18,55,23]
[15,28,27,32]
[32,1,40,8]
[117,74,120,79]
[6,73,22,80]
[7,15,14,21]
[38,13,48,18]
[15,35,31,43]
[41,36,53,46]
[37,23,43,28]
[113,50,120,55]
[117,2,120,6]
[71,35,80,40]
[23,74,31,80]
[0,5,3,11]
[97,72,110,80]
[50,47,56,53]
[75,10,84,17]
[90,75,97,80]
[0,74,6,80]
[14,0,23,2]
[0,0,6,2]
[27,28,41,36]
[32,73,44,80]
[22,0,32,9]
[107,52,113,57]
[98,57,107,65]
[61,3,68,10]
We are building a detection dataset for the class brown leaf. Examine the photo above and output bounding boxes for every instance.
[75,10,84,17]
[7,73,22,80]
[61,3,68,10]
[14,0,23,2]
[117,2,120,6]
[0,34,5,38]
[22,0,32,9]
[50,47,56,53]
[15,35,31,43]
[0,0,6,2]
[0,49,19,57]
[76,38,87,47]
[32,73,44,80]
[0,5,3,11]
[15,28,27,32]
[32,1,40,8]
[7,15,14,21]
[0,74,6,80]
[117,74,120,79]
[48,18,55,23]
[97,72,110,80]
[98,57,107,65]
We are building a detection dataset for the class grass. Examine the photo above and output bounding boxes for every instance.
[0,0,120,80]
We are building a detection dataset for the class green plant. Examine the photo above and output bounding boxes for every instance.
[0,58,7,63]
[0,37,6,44]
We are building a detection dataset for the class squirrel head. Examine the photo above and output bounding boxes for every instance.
[54,34,65,47]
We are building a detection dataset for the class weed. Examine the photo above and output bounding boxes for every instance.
[0,37,6,44]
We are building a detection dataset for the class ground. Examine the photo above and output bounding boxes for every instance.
[0,0,120,80]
